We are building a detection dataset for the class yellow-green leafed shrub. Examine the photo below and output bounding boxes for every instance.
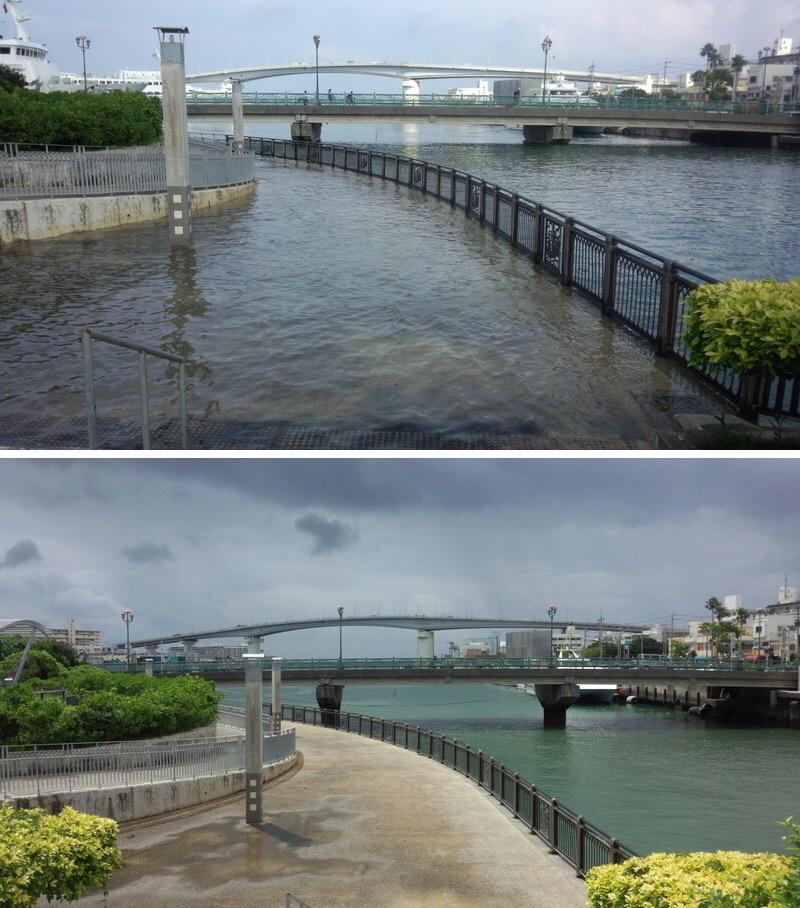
[586,851,792,908]
[0,805,122,907]
[683,278,800,376]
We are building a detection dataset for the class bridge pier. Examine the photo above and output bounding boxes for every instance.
[232,80,245,153]
[523,124,573,146]
[290,120,322,142]
[182,638,197,659]
[271,657,282,732]
[244,645,265,825]
[534,682,580,728]
[416,630,434,659]
[402,78,421,102]
[158,28,192,245]
[316,681,343,728]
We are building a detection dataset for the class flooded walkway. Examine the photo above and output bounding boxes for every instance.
[82,723,587,908]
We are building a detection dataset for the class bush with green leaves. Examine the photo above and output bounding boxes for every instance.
[0,650,66,683]
[0,89,162,146]
[683,279,800,377]
[0,804,121,908]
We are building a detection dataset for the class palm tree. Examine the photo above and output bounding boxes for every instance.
[735,606,751,627]
[700,43,719,70]
[730,54,747,102]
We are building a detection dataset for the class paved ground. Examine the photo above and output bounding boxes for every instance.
[81,723,588,908]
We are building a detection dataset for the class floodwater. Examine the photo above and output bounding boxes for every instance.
[220,680,800,857]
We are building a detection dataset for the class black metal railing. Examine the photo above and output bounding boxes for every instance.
[282,703,636,877]
[243,135,799,422]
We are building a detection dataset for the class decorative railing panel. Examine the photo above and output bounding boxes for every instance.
[572,230,605,301]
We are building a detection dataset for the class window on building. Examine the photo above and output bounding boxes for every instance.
[749,76,757,83]
[0,47,9,54]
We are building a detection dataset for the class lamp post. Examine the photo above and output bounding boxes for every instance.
[75,35,91,92]
[121,609,134,664]
[337,606,344,667]
[547,604,557,664]
[313,34,321,105]
[541,36,553,103]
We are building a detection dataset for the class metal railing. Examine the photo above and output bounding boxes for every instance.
[82,328,188,450]
[282,703,636,877]
[251,136,799,421]
[0,145,255,201]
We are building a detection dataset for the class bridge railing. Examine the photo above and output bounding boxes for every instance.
[281,702,636,876]
[249,136,798,421]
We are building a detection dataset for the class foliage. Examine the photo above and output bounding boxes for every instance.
[0,804,121,907]
[700,42,722,69]
[705,597,726,623]
[699,620,741,658]
[582,641,620,659]
[773,818,800,907]
[0,90,162,146]
[0,650,66,683]
[670,641,691,659]
[0,666,220,745]
[683,280,800,377]
[0,64,27,93]
[630,636,663,656]
[0,636,81,669]
[619,88,649,99]
[586,850,792,908]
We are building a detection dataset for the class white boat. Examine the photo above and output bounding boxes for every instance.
[0,0,59,88]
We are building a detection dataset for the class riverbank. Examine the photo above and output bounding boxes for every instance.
[80,722,587,908]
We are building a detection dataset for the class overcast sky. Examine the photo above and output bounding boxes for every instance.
[11,0,800,89]
[0,458,797,656]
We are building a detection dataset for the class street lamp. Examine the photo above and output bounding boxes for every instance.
[541,36,553,103]
[75,35,91,92]
[337,606,344,667]
[547,604,557,663]
[313,34,321,105]
[121,609,134,664]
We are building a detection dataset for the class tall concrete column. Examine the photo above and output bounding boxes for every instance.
[143,659,154,677]
[416,630,434,659]
[182,638,197,660]
[523,124,573,145]
[402,78,421,101]
[232,80,245,153]
[244,645,264,825]
[534,682,580,728]
[271,657,282,732]
[157,27,192,244]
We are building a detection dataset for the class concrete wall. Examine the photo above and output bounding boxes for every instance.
[9,752,297,822]
[0,181,255,247]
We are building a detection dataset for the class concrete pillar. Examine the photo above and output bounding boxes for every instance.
[534,682,580,728]
[789,700,800,730]
[416,630,434,659]
[316,681,343,728]
[291,121,322,142]
[143,659,154,677]
[246,635,263,655]
[522,124,573,145]
[182,638,197,660]
[158,28,192,244]
[244,648,264,825]
[271,657,282,733]
[232,80,245,153]
[146,644,158,655]
[402,78,421,102]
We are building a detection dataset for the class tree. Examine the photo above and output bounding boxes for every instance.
[618,87,649,99]
[735,607,751,627]
[0,63,27,93]
[630,635,663,656]
[700,43,720,70]
[703,67,734,100]
[0,648,67,682]
[670,641,691,659]
[582,640,619,659]
[730,54,748,103]
[705,596,726,625]
[699,620,740,657]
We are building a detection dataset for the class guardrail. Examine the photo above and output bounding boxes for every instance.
[281,702,636,876]
[0,143,255,201]
[250,136,798,421]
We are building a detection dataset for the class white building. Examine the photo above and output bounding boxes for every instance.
[761,584,800,660]
[745,38,799,103]
[48,619,101,654]
[448,79,490,98]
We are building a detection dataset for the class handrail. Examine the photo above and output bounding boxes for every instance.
[250,136,799,422]
[281,702,636,877]
[82,327,188,450]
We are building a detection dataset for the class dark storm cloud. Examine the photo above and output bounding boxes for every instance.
[1,540,42,569]
[295,513,356,555]
[121,542,176,565]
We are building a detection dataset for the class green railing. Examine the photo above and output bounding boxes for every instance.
[280,702,637,876]
[186,91,800,116]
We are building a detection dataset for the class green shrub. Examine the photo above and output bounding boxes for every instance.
[0,90,162,146]
[0,804,121,907]
[0,650,66,683]
[683,279,800,376]
[586,851,792,907]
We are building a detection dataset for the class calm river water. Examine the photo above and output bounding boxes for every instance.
[220,680,800,857]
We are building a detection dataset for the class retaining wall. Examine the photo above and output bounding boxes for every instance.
[0,181,255,246]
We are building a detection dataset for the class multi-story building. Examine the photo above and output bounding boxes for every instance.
[761,585,800,660]
[505,630,551,659]
[165,644,246,661]
[745,38,798,103]
[48,619,101,654]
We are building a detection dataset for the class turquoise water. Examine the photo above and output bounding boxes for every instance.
[219,680,800,856]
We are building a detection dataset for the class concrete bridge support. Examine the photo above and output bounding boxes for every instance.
[182,638,197,659]
[158,29,192,244]
[402,78,421,101]
[416,630,435,659]
[534,682,580,728]
[244,645,264,825]
[316,681,343,728]
[232,80,245,153]
[271,657,282,732]
[523,124,573,145]
[291,120,322,142]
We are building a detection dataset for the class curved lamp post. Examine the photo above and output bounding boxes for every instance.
[75,35,91,92]
[337,605,344,667]
[547,604,557,664]
[541,36,553,103]
[313,34,321,104]
[121,609,134,664]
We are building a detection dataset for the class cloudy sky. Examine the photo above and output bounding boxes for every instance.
[0,458,797,656]
[13,0,800,89]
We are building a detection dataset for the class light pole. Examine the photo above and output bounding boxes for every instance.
[337,606,344,667]
[75,35,91,92]
[313,34,321,105]
[121,609,134,664]
[547,604,557,664]
[541,36,553,103]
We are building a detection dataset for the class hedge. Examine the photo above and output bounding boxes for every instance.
[0,805,121,908]
[0,89,162,146]
[0,667,220,745]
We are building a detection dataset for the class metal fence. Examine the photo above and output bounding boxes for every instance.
[282,703,636,877]
[250,136,799,421]
[0,144,255,201]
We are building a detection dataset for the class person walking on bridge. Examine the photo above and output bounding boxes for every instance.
[327,88,333,102]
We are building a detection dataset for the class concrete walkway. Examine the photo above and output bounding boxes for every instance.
[82,723,587,908]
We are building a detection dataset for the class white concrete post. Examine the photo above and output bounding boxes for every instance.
[271,657,282,732]
[244,638,264,825]
[143,658,154,677]
[182,638,197,660]
[232,80,245,153]
[157,27,192,244]
[416,630,434,659]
